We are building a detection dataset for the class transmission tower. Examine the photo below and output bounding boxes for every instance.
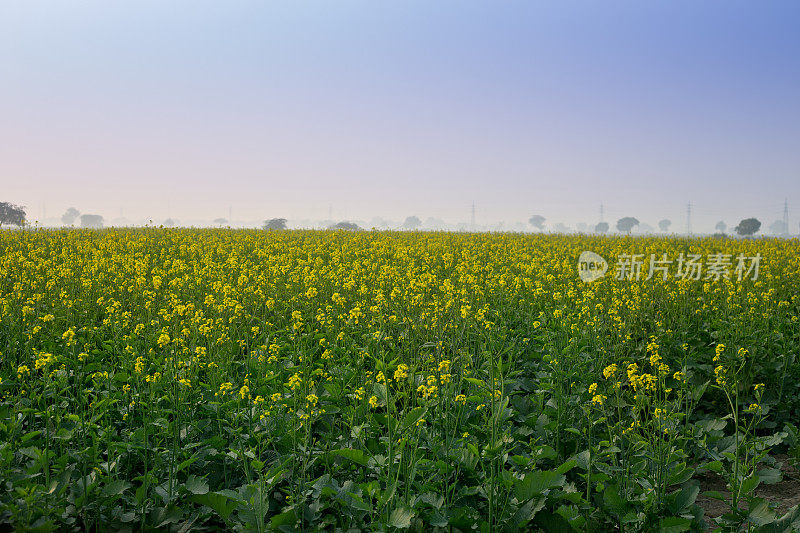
[687,202,692,236]
[471,202,476,229]
[783,198,789,234]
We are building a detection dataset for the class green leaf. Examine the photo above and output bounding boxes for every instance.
[700,418,727,432]
[270,509,296,529]
[533,445,558,461]
[740,475,760,495]
[672,481,700,513]
[415,492,444,510]
[341,491,372,512]
[515,471,565,501]
[692,381,709,402]
[603,484,629,516]
[185,475,209,495]
[658,516,691,533]
[374,383,388,404]
[378,481,397,509]
[765,505,800,533]
[556,459,577,474]
[747,497,776,526]
[330,448,370,467]
[757,467,782,484]
[400,407,426,431]
[467,443,480,457]
[574,450,591,470]
[388,506,414,528]
[703,490,727,501]
[102,479,132,497]
[533,510,575,532]
[177,455,199,472]
[21,430,42,443]
[428,510,449,528]
[667,466,693,485]
[512,496,546,526]
[153,507,183,528]
[191,492,237,520]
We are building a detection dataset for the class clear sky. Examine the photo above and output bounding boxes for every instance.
[2,1,799,231]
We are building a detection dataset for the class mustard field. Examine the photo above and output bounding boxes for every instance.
[1,229,799,532]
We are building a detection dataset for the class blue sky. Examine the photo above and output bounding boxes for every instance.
[2,1,798,230]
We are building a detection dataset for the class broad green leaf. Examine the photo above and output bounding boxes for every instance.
[102,479,131,497]
[512,495,546,526]
[672,481,700,513]
[270,509,296,529]
[556,459,577,474]
[603,484,629,516]
[21,430,42,443]
[740,475,760,495]
[400,406,426,431]
[330,448,369,467]
[191,492,237,520]
[515,471,565,501]
[185,475,209,495]
[378,481,397,509]
[177,455,199,472]
[533,510,575,532]
[667,466,693,485]
[658,516,691,533]
[747,497,776,526]
[757,467,782,484]
[388,506,414,528]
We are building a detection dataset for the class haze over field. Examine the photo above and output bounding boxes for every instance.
[1,1,799,232]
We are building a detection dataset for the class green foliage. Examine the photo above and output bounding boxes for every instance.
[0,228,797,530]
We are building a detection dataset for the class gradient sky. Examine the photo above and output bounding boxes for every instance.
[2,1,799,231]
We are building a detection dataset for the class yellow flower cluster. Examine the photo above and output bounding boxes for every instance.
[393,364,409,381]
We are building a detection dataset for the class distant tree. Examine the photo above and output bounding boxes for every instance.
[735,218,761,237]
[369,217,391,229]
[263,218,287,230]
[594,222,609,234]
[576,222,589,233]
[402,216,422,230]
[528,215,546,231]
[0,202,26,228]
[80,214,104,229]
[768,220,788,235]
[639,222,655,234]
[61,207,80,226]
[329,221,362,231]
[213,218,228,226]
[164,218,178,227]
[658,219,671,232]
[616,217,640,234]
[424,217,446,230]
[553,222,570,233]
[715,221,727,234]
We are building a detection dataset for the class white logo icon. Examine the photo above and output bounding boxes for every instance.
[578,251,607,282]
